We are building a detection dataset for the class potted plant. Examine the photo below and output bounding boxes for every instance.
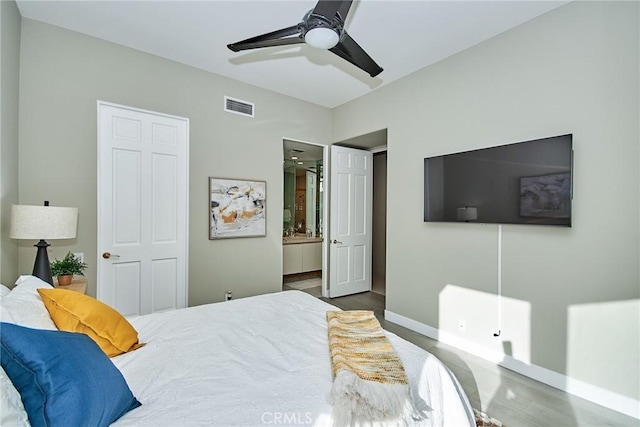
[50,252,87,286]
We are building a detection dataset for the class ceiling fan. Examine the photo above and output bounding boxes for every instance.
[227,0,383,78]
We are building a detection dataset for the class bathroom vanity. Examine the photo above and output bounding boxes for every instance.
[283,236,323,275]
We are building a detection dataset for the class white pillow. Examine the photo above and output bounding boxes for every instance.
[0,284,11,300]
[0,285,15,323]
[1,275,56,330]
[0,366,29,427]
[0,305,16,323]
[14,275,49,288]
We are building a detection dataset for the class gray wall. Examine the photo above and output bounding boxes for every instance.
[0,0,21,286]
[17,19,331,304]
[333,2,639,401]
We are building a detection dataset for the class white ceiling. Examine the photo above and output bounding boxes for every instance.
[16,0,569,109]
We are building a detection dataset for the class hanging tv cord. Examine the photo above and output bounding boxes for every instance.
[494,224,502,337]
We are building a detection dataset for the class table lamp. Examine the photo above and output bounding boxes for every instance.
[10,201,78,285]
[456,206,478,222]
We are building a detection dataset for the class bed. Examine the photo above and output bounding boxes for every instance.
[1,276,475,426]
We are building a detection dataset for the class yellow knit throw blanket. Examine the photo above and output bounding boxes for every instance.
[327,310,419,425]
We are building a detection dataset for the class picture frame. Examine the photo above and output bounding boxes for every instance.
[209,177,266,239]
[520,172,571,218]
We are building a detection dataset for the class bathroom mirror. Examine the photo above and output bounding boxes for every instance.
[283,140,323,237]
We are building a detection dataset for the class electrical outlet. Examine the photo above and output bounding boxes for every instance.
[73,253,84,263]
[458,319,466,332]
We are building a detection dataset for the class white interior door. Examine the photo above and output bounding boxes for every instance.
[329,145,372,297]
[306,171,317,237]
[97,101,189,316]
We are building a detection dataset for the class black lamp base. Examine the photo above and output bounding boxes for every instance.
[33,240,53,285]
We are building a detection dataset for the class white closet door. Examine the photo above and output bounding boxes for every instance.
[97,101,189,316]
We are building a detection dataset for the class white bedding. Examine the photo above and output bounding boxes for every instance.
[112,291,474,426]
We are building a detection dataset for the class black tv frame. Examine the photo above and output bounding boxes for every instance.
[423,134,573,227]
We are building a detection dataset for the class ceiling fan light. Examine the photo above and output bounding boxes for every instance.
[305,27,339,49]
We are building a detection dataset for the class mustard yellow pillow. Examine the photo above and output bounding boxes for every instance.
[37,288,144,357]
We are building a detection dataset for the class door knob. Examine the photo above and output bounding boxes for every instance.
[332,240,343,244]
[102,252,120,259]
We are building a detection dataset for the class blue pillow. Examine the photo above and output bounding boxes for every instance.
[0,322,141,427]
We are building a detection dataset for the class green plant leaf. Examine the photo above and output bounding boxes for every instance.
[49,252,88,277]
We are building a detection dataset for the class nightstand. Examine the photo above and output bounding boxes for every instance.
[54,277,87,294]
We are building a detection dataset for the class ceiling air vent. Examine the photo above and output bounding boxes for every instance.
[224,96,254,118]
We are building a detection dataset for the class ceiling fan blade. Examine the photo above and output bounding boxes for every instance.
[228,37,304,52]
[312,0,352,20]
[336,1,354,21]
[228,25,301,52]
[330,33,383,77]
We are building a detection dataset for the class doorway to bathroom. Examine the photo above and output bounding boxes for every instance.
[282,139,326,296]
[281,130,387,298]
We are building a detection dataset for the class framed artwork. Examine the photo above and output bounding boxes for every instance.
[520,172,571,218]
[209,177,266,239]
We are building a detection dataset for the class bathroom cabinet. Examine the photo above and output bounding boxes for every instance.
[283,241,322,274]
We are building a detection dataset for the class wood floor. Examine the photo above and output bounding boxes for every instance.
[282,284,638,427]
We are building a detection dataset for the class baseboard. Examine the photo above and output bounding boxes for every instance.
[385,309,640,420]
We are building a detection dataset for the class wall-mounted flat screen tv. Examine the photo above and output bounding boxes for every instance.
[424,134,573,227]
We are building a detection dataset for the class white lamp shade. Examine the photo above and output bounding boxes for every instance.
[10,205,78,239]
[456,207,478,222]
[304,27,339,49]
